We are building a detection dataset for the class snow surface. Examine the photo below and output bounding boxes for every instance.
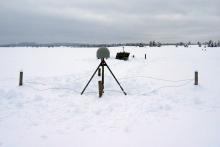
[0,46,220,147]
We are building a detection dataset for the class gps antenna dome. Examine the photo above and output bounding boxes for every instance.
[96,47,110,59]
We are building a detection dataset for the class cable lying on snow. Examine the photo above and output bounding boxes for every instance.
[22,77,194,96]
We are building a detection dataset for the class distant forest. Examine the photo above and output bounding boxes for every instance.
[1,40,220,47]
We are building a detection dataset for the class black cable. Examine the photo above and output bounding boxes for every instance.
[25,81,47,86]
[0,77,17,82]
[24,84,80,93]
[119,76,193,83]
[21,74,194,96]
[140,80,193,95]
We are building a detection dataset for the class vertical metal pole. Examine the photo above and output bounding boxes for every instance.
[19,71,23,86]
[101,59,105,91]
[195,71,198,85]
[102,64,104,90]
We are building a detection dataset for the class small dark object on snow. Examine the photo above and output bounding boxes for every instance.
[194,71,198,85]
[116,52,130,60]
[19,71,23,86]
[139,43,144,47]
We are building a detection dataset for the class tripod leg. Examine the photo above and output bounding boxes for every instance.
[105,62,127,95]
[81,64,101,95]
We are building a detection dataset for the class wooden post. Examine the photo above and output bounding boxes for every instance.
[194,71,198,85]
[98,81,103,97]
[145,54,146,59]
[98,68,101,76]
[19,71,23,86]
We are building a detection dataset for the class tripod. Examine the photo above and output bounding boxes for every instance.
[81,59,127,95]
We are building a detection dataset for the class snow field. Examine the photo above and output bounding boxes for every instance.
[0,46,220,147]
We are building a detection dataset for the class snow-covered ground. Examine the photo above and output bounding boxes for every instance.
[0,46,220,147]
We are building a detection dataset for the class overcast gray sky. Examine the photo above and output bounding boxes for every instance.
[0,0,219,44]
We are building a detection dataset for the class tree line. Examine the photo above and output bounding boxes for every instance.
[0,40,220,47]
